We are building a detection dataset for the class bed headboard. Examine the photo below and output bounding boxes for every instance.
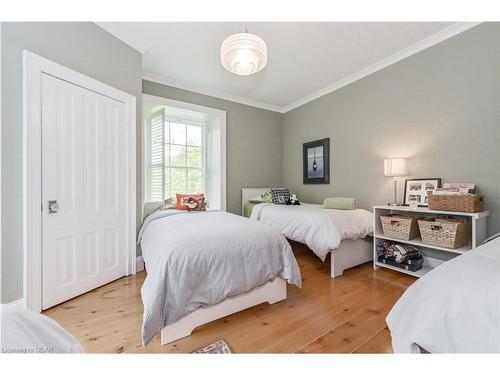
[143,201,163,219]
[241,187,285,214]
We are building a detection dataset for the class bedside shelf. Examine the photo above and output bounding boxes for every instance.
[372,205,489,219]
[374,261,433,278]
[373,205,489,278]
[375,234,471,254]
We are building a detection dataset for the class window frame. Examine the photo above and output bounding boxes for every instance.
[163,117,206,198]
[142,94,226,212]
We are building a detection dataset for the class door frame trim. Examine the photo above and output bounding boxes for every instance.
[23,50,137,311]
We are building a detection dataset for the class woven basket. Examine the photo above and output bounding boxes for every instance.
[380,216,419,241]
[428,194,483,213]
[418,219,470,249]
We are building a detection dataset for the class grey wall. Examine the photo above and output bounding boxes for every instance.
[2,22,498,304]
[1,22,143,303]
[283,23,500,235]
[143,80,283,215]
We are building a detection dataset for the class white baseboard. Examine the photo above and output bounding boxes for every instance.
[7,299,25,308]
[6,259,144,310]
[136,255,144,272]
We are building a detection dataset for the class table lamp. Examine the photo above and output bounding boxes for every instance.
[384,158,407,206]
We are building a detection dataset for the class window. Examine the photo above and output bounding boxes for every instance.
[144,95,226,210]
[149,110,205,201]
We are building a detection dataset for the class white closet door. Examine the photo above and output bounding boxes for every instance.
[41,73,127,309]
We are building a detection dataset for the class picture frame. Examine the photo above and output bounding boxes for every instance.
[403,178,442,207]
[303,138,330,184]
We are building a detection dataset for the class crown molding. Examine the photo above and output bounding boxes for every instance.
[281,22,481,113]
[142,72,284,113]
[143,22,480,114]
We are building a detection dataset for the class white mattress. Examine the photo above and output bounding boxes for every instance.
[250,203,373,261]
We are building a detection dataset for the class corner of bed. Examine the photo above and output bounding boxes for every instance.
[241,188,373,278]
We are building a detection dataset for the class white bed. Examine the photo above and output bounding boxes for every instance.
[242,188,373,278]
[139,202,301,345]
[0,305,83,353]
[386,236,500,353]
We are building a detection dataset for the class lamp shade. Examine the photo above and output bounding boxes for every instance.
[220,32,267,76]
[384,158,407,176]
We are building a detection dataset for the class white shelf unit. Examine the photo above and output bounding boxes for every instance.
[373,205,489,278]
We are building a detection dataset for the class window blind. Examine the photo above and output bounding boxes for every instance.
[147,108,206,202]
[149,109,165,202]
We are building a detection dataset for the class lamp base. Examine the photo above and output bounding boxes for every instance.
[387,203,399,206]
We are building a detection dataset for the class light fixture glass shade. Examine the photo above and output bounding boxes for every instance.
[384,158,407,176]
[220,32,267,76]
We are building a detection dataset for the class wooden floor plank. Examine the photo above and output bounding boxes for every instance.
[296,289,403,353]
[43,243,415,353]
[352,327,394,354]
[221,282,400,353]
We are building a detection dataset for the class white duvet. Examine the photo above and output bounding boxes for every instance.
[138,210,301,345]
[386,237,500,353]
[0,305,83,353]
[250,203,373,261]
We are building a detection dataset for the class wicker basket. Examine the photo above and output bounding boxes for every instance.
[427,194,484,213]
[418,219,470,249]
[380,215,420,241]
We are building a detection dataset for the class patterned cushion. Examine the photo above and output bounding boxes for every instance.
[271,188,290,205]
[261,190,272,203]
[176,193,205,210]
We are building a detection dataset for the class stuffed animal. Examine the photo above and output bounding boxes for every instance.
[186,196,207,211]
[186,196,198,210]
[163,197,176,209]
[286,194,300,205]
[196,197,207,211]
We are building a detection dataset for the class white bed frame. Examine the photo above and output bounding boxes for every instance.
[241,188,373,278]
[161,278,286,344]
[142,202,288,345]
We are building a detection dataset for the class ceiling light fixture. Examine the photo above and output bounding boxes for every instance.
[220,29,267,76]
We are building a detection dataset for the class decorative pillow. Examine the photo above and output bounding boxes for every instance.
[271,188,290,205]
[163,197,176,209]
[261,190,272,203]
[323,197,357,210]
[176,193,205,210]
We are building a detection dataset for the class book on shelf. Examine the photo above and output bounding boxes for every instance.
[437,183,476,195]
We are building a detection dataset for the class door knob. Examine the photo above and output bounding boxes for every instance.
[48,200,59,214]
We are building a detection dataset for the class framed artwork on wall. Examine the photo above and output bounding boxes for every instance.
[403,178,441,206]
[303,138,330,184]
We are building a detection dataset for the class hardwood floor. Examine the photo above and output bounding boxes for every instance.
[43,242,415,353]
